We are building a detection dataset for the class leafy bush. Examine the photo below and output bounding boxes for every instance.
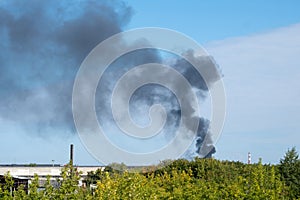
[0,148,299,199]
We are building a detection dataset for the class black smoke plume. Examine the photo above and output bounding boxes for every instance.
[0,0,132,136]
[0,0,221,160]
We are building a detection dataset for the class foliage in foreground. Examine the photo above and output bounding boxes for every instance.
[0,148,299,199]
[95,159,287,199]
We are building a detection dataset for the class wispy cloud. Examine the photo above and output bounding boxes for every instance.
[206,23,300,163]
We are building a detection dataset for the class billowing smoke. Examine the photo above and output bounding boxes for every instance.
[91,48,221,158]
[0,0,132,136]
[0,0,221,160]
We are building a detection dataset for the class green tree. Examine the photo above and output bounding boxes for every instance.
[13,184,27,200]
[107,162,127,173]
[28,174,41,200]
[85,168,103,187]
[0,184,2,198]
[57,161,82,199]
[2,172,14,199]
[41,175,55,200]
[278,147,300,198]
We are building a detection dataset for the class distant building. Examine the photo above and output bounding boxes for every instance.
[0,164,105,190]
[0,145,105,190]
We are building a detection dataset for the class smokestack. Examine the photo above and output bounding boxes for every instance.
[70,144,74,165]
[247,152,251,164]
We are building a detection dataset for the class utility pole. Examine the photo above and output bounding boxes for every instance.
[248,152,251,164]
[70,144,74,165]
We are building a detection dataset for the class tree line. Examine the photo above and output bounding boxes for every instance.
[0,147,299,199]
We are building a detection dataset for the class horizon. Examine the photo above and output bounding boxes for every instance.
[0,0,300,165]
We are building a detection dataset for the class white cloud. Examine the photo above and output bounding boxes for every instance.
[205,23,300,163]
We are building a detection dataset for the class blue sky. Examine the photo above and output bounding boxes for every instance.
[0,0,300,165]
[127,0,300,42]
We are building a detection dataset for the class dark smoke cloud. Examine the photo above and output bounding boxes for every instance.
[170,51,221,157]
[0,0,132,136]
[95,49,222,157]
[0,0,221,159]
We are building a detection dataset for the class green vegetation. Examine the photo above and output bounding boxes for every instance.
[278,147,300,199]
[0,148,299,199]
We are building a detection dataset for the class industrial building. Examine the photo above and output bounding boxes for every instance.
[0,145,104,192]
